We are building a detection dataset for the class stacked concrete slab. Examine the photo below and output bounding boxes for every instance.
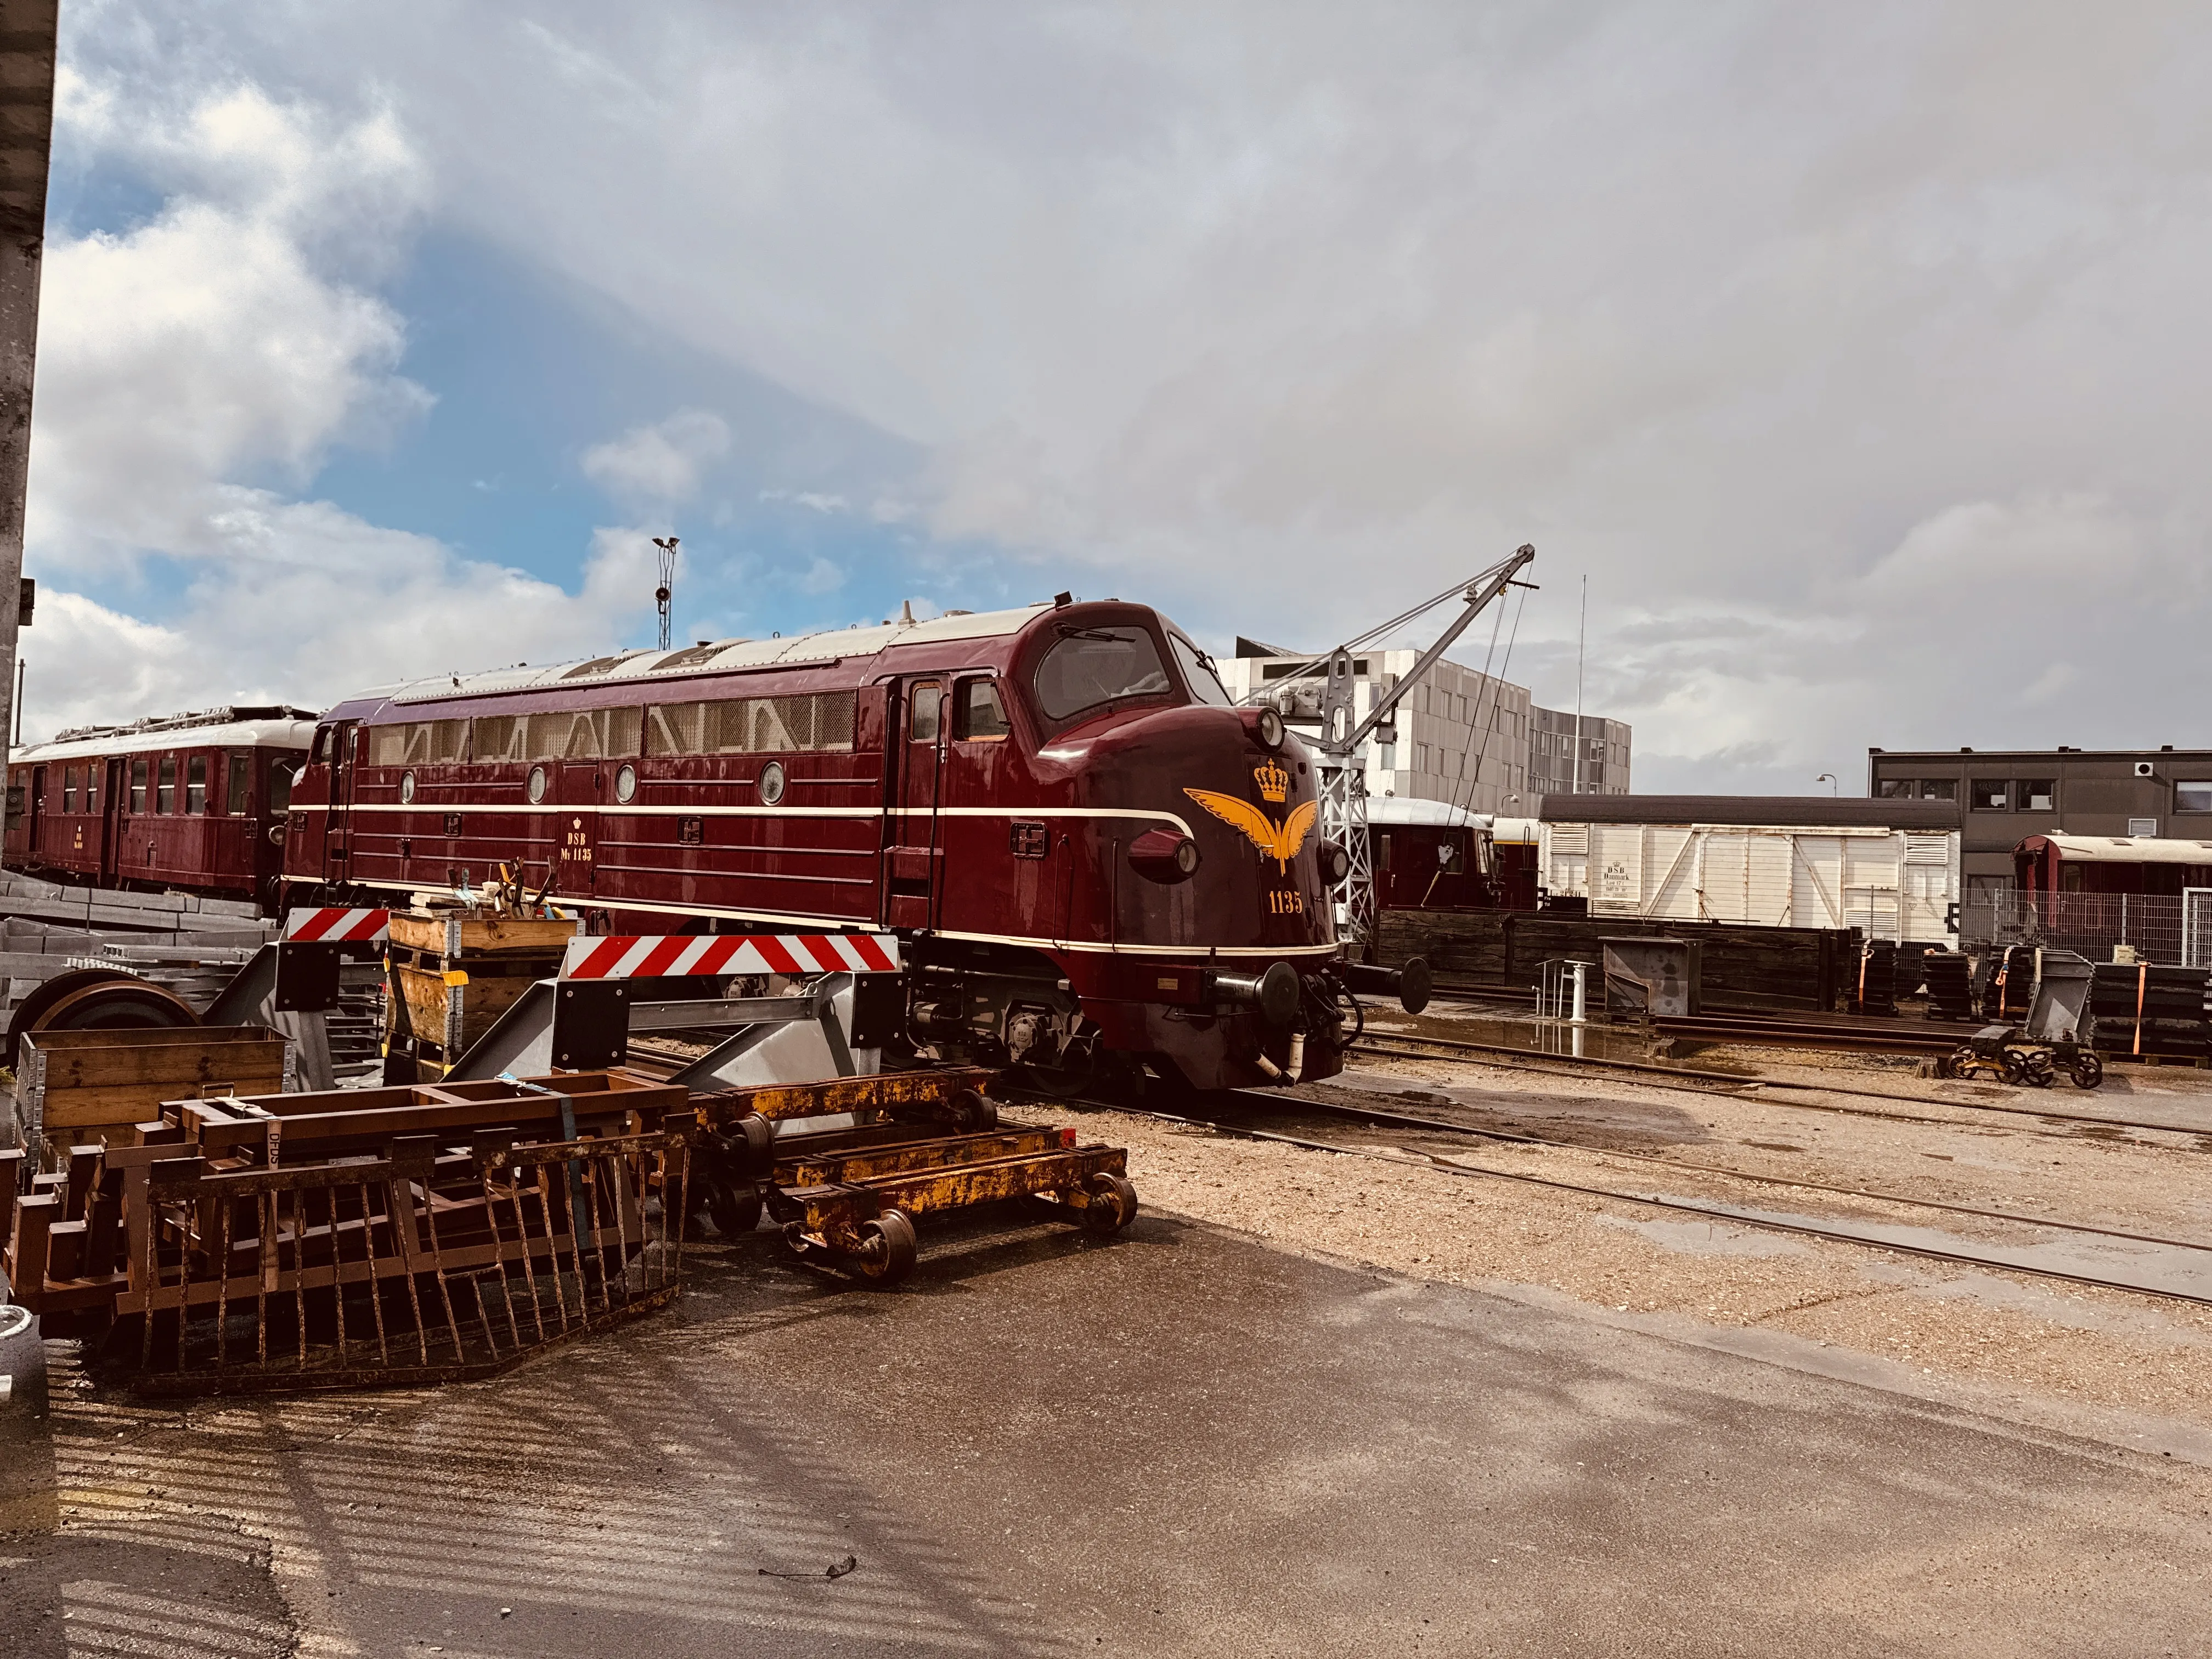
[0,872,277,1018]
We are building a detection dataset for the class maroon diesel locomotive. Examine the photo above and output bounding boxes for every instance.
[4,707,317,908]
[281,601,1357,1090]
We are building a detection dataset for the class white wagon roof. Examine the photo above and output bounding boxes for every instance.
[381,604,1053,707]
[2026,833,2212,865]
[15,710,320,765]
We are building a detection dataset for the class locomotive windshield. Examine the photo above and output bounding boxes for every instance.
[1168,633,1233,706]
[1034,626,1172,721]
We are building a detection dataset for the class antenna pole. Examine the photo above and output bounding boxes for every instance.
[651,536,680,652]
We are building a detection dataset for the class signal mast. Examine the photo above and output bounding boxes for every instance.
[1242,544,1536,953]
[651,536,679,651]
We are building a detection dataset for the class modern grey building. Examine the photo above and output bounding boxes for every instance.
[1866,746,2212,899]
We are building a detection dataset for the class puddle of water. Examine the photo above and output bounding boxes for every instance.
[1383,1012,1754,1072]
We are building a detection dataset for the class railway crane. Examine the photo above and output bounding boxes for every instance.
[1243,545,1536,952]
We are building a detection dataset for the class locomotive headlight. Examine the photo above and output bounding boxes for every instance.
[399,770,416,805]
[1318,838,1351,885]
[1256,707,1285,749]
[1128,827,1200,884]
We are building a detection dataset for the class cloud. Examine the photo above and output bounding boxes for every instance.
[17,71,651,741]
[580,408,732,509]
[43,5,2212,782]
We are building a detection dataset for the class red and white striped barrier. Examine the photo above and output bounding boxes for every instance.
[561,932,901,980]
[284,907,391,943]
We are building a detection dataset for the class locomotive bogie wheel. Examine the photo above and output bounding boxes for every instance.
[949,1088,998,1133]
[1080,1173,1138,1235]
[854,1210,918,1285]
[707,1178,765,1238]
[2070,1054,2105,1090]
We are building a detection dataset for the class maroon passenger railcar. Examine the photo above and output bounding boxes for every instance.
[281,602,1349,1090]
[4,707,316,907]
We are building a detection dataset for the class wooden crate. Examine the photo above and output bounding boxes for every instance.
[386,910,580,966]
[381,909,580,1076]
[16,1025,293,1168]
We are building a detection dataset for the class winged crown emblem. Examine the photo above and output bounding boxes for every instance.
[1183,786,1319,872]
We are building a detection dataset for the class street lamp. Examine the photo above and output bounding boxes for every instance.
[1815,772,1837,796]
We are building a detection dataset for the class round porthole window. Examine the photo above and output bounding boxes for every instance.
[399,770,416,805]
[527,765,548,804]
[614,763,637,804]
[757,761,786,806]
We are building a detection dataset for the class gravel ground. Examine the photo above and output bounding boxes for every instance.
[1006,1040,2212,1434]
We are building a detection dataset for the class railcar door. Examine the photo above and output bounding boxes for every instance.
[25,765,42,862]
[556,761,602,898]
[323,720,360,884]
[99,758,122,883]
[883,678,945,929]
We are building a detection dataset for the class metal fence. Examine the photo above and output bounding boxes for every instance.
[1960,891,2204,967]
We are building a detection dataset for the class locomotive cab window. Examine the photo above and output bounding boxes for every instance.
[1033,625,1170,722]
[225,752,250,815]
[954,679,1010,741]
[157,756,177,813]
[1168,632,1233,707]
[910,682,942,743]
[130,759,148,813]
[187,755,207,814]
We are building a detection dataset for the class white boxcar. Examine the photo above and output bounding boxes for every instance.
[1538,795,1961,944]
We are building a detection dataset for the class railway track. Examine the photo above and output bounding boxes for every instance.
[1093,1084,2212,1310]
[1348,1030,2202,1139]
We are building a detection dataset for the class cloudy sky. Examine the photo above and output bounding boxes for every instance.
[22,3,2212,790]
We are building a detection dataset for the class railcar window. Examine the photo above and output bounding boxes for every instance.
[955,680,1010,740]
[226,752,250,815]
[157,757,177,814]
[131,759,148,813]
[4,784,19,820]
[1167,633,1234,707]
[644,692,858,757]
[61,768,75,812]
[85,768,98,812]
[910,684,941,743]
[187,756,207,814]
[1033,627,1171,721]
[269,759,297,814]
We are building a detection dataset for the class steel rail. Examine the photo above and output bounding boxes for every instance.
[1102,1094,2212,1310]
[1211,1088,2212,1255]
[1348,1031,2200,1138]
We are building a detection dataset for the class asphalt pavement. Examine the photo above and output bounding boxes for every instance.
[3,1203,2208,1657]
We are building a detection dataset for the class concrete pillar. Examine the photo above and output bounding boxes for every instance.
[0,2,58,819]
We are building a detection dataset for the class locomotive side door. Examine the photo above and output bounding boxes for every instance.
[323,720,360,884]
[883,678,945,929]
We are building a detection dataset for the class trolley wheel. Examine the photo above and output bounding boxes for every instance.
[1997,1049,2027,1086]
[949,1088,998,1132]
[854,1210,918,1285]
[707,1179,764,1238]
[2070,1053,2105,1090]
[1081,1173,1138,1235]
[1933,1053,1959,1080]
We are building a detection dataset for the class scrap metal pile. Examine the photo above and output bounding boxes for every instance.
[4,1061,1134,1396]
